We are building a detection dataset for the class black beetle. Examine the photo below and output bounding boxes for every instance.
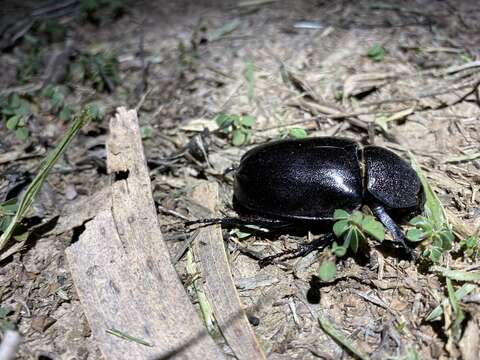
[232,137,424,256]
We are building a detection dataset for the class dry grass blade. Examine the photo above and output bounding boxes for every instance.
[318,317,369,360]
[0,106,92,253]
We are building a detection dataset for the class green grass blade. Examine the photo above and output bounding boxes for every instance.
[106,328,153,347]
[425,283,476,321]
[433,266,480,282]
[446,278,465,341]
[408,153,448,228]
[318,317,369,360]
[0,107,92,252]
[186,247,218,335]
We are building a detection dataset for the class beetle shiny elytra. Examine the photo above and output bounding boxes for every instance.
[233,137,424,255]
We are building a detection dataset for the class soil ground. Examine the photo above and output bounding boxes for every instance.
[1,1,480,359]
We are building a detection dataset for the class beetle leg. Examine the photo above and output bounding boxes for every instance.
[259,233,335,267]
[370,204,415,259]
[185,216,291,232]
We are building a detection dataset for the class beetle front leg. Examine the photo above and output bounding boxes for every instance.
[370,204,415,259]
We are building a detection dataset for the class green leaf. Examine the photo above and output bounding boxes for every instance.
[6,115,21,130]
[426,283,476,321]
[367,44,385,61]
[231,114,241,127]
[433,266,480,282]
[84,102,105,121]
[408,153,448,228]
[438,229,454,250]
[17,100,31,118]
[333,220,349,238]
[10,94,20,108]
[15,127,29,140]
[232,129,247,146]
[406,228,426,242]
[0,198,18,214]
[361,215,385,242]
[215,114,233,133]
[239,115,255,127]
[42,85,55,98]
[333,209,350,220]
[427,246,443,263]
[447,277,465,341]
[332,242,347,257]
[351,211,363,225]
[216,114,232,128]
[289,128,308,139]
[59,106,73,122]
[460,233,479,258]
[319,259,337,282]
[408,215,429,227]
[345,227,362,253]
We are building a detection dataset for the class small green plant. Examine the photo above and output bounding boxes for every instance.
[367,44,385,61]
[319,209,385,282]
[1,94,32,140]
[406,153,454,263]
[460,229,479,258]
[406,215,453,262]
[80,0,125,23]
[215,114,255,146]
[14,35,42,82]
[42,85,74,121]
[279,127,308,139]
[332,209,385,254]
[70,51,120,92]
[33,20,66,43]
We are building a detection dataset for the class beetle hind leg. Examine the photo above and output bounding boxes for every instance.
[258,233,335,267]
[185,215,292,233]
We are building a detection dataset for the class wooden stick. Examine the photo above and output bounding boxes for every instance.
[66,108,224,359]
[191,181,266,360]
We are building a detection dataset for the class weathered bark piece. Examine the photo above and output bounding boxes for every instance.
[54,187,111,234]
[66,108,224,360]
[191,181,266,360]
